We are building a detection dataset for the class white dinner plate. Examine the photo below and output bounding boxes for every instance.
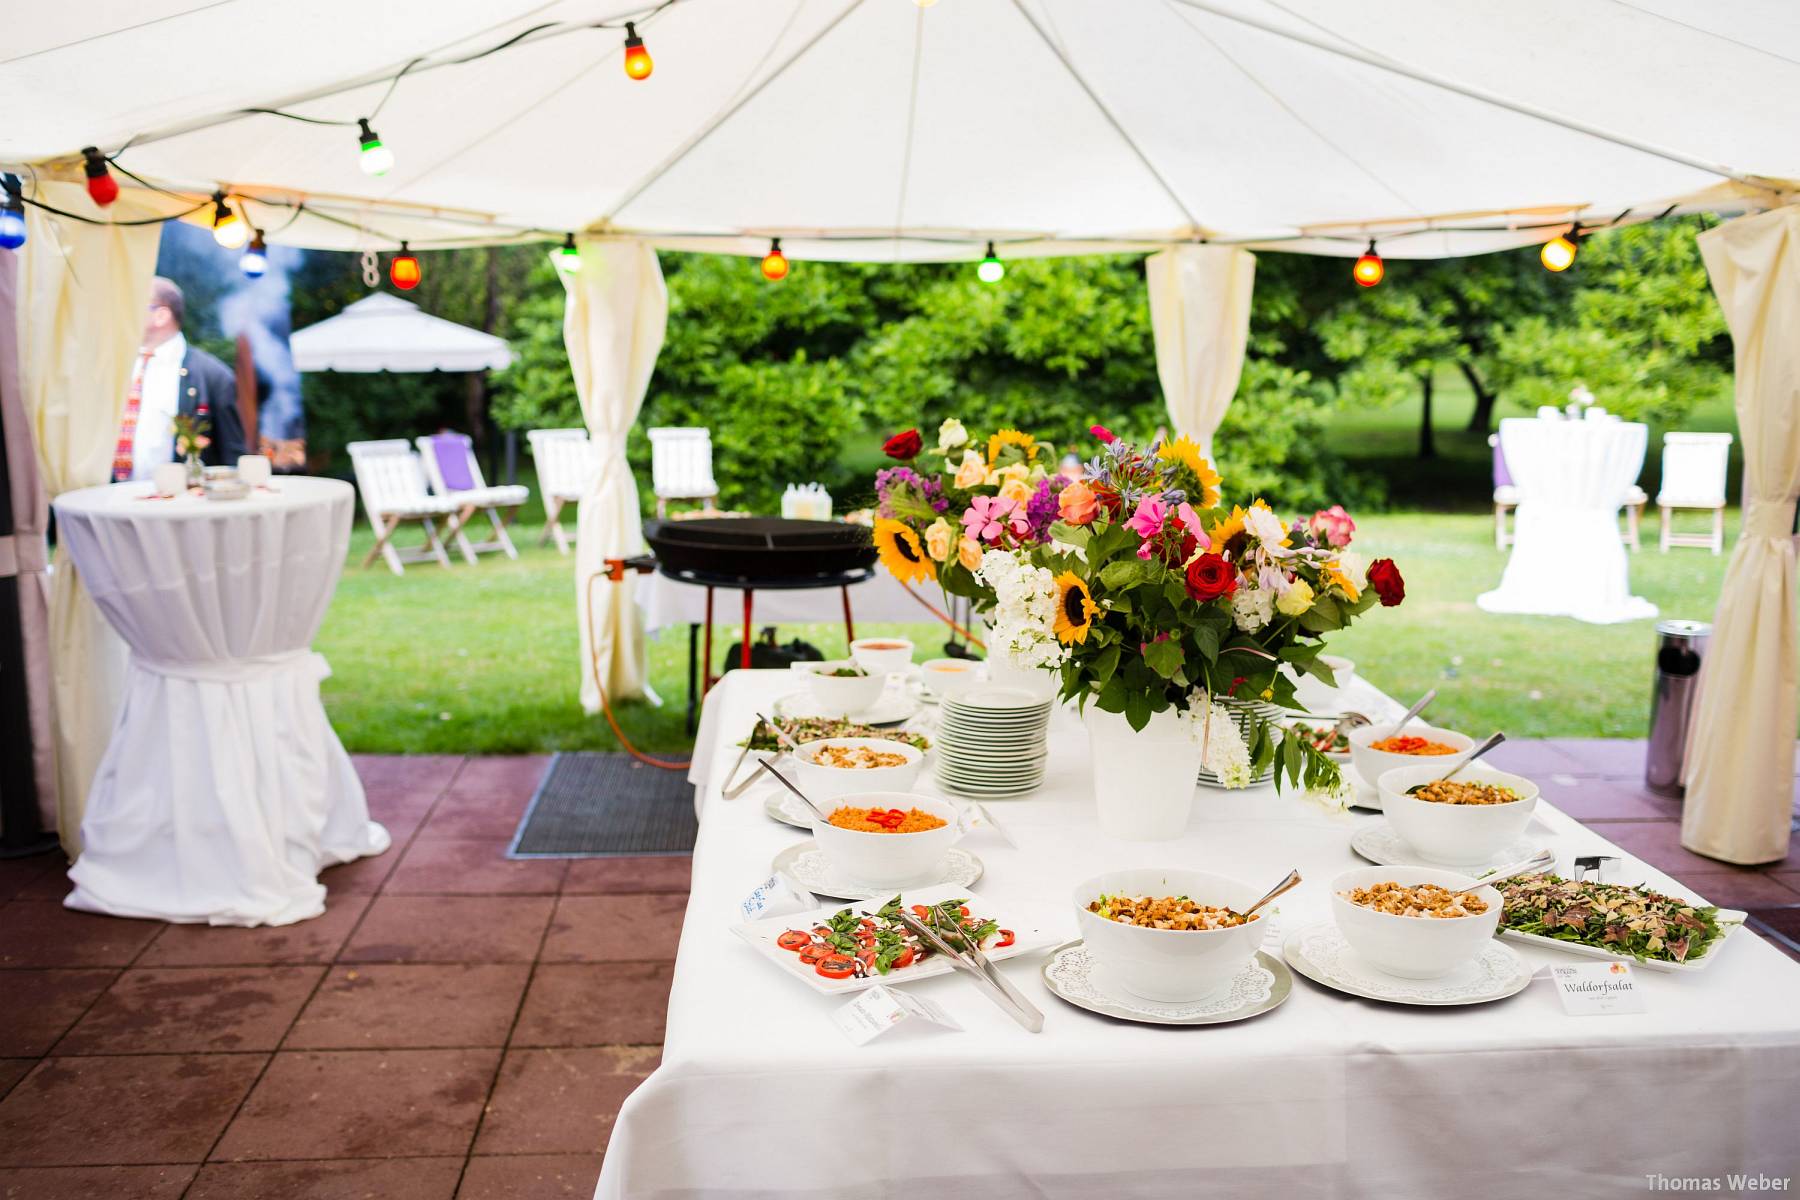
[1350,820,1545,874]
[1282,921,1532,1006]
[1040,940,1293,1025]
[775,690,922,727]
[771,841,984,900]
[732,884,1046,995]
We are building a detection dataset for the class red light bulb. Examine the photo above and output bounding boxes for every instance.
[1352,240,1384,288]
[82,147,118,207]
[760,238,789,281]
[623,22,653,80]
[390,243,422,290]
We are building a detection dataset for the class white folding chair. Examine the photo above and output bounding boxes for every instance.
[346,439,462,576]
[526,428,592,556]
[1657,432,1733,554]
[416,432,531,563]
[1622,483,1648,551]
[647,426,719,517]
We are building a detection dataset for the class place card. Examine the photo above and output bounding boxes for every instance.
[1550,961,1647,1016]
[738,872,816,923]
[831,983,963,1045]
[958,799,1017,848]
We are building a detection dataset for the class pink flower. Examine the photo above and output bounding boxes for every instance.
[960,495,1029,544]
[1308,504,1356,549]
[1090,424,1117,445]
[1125,497,1166,540]
[1176,502,1210,548]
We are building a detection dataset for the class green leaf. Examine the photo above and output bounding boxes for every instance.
[1097,675,1128,713]
[1124,687,1153,731]
[1143,637,1185,680]
[1093,644,1122,685]
[1099,559,1146,592]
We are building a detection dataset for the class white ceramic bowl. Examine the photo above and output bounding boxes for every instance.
[791,736,926,802]
[810,789,962,887]
[850,636,915,675]
[1376,762,1540,866]
[1072,868,1265,1003]
[1347,722,1475,790]
[802,661,886,716]
[1318,654,1355,685]
[920,657,985,700]
[1329,865,1502,978]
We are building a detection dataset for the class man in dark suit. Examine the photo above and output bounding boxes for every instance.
[113,276,247,481]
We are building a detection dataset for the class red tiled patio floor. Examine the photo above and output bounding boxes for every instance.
[1,742,1797,1199]
[0,754,677,1200]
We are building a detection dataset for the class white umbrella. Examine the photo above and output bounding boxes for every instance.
[290,294,513,373]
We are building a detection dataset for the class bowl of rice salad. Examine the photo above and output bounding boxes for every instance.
[811,790,963,886]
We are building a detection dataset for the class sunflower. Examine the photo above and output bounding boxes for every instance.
[1207,499,1283,561]
[1327,565,1361,601]
[1156,435,1222,508]
[1052,571,1099,644]
[987,428,1038,465]
[874,518,935,584]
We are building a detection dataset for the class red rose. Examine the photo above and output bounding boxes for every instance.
[1090,424,1117,445]
[1367,558,1405,606]
[882,429,923,459]
[1184,553,1239,603]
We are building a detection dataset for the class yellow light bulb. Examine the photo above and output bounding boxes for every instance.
[211,199,248,250]
[1540,232,1578,272]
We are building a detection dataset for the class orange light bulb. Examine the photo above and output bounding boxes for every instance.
[760,238,789,282]
[623,22,653,80]
[1353,240,1384,288]
[390,243,422,290]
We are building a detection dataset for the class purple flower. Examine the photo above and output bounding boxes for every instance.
[875,466,948,518]
[1024,476,1066,539]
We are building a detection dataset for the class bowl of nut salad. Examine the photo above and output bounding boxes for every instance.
[1330,866,1503,978]
[1376,761,1539,866]
[1074,868,1265,1002]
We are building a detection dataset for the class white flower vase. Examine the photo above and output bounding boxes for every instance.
[1197,696,1283,788]
[1082,705,1204,841]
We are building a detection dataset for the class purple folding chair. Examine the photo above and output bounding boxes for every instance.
[1489,433,1521,550]
[416,432,531,563]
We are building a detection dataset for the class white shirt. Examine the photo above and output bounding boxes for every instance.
[129,333,185,481]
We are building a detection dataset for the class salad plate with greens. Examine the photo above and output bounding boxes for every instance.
[1495,874,1746,973]
[732,885,1044,994]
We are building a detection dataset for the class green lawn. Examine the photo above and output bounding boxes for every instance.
[318,505,1733,754]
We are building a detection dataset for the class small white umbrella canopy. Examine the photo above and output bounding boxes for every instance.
[290,293,514,373]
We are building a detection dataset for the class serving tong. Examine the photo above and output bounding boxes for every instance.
[893,906,1045,1033]
[720,713,806,800]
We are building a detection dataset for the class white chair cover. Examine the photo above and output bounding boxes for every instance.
[1477,417,1657,623]
[53,478,388,926]
[526,428,593,501]
[647,427,717,500]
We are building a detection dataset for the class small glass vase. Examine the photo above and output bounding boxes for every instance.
[184,452,204,489]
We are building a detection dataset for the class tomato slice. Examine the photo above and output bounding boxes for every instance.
[994,929,1016,949]
[798,944,831,964]
[776,930,812,952]
[892,946,915,969]
[816,955,857,979]
[911,905,931,918]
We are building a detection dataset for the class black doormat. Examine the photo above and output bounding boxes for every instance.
[507,752,698,858]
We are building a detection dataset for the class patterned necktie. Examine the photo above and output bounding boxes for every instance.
[112,349,154,484]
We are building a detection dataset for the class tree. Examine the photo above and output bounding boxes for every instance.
[1491,220,1728,423]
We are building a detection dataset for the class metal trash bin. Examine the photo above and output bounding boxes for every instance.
[1645,619,1711,798]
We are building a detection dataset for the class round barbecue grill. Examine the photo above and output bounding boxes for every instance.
[629,517,881,728]
[641,517,876,587]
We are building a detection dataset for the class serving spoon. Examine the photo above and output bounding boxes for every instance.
[1390,687,1438,734]
[755,758,834,825]
[1406,731,1506,794]
[1237,868,1304,921]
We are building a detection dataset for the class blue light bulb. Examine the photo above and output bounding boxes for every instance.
[0,207,24,251]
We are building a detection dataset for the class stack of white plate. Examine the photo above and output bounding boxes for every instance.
[933,685,1053,798]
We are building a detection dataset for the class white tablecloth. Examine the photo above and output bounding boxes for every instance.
[638,568,944,636]
[597,670,1800,1200]
[1478,417,1658,623]
[53,478,388,926]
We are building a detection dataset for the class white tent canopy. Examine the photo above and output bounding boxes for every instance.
[3,1,1798,261]
[290,293,514,373]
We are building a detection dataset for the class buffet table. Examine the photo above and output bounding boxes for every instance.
[1478,416,1658,623]
[53,478,388,926]
[596,669,1800,1199]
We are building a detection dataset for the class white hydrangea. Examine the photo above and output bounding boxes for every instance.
[1192,696,1253,789]
[976,549,1067,671]
[1230,585,1274,633]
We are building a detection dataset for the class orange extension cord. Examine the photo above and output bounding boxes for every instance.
[584,567,984,771]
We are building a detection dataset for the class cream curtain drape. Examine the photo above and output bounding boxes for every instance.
[18,181,161,857]
[1145,245,1256,458]
[1682,206,1800,865]
[561,239,667,712]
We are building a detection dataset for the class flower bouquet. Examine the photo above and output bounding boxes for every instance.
[870,418,1069,616]
[171,412,212,487]
[1010,425,1402,836]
